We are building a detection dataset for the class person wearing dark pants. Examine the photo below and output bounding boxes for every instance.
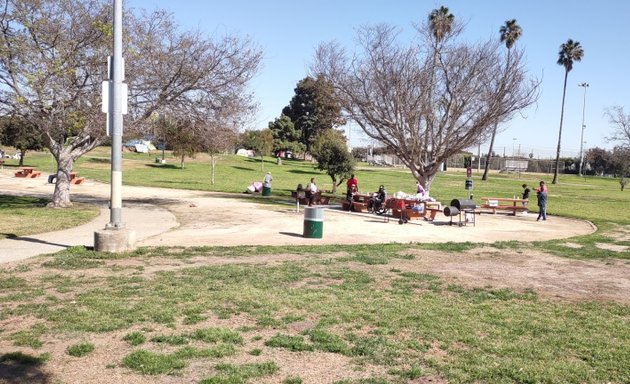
[536,181,547,221]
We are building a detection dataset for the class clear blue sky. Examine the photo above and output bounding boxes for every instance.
[127,0,628,158]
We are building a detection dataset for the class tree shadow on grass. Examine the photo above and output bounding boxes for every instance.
[0,352,51,384]
[145,163,180,170]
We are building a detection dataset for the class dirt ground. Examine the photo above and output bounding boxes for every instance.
[1,170,630,383]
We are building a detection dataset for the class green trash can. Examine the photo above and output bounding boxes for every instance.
[303,206,324,238]
[262,186,272,196]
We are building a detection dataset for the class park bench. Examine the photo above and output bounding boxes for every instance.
[291,191,330,206]
[69,172,86,185]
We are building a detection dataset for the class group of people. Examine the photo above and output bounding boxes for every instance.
[295,177,319,206]
[344,174,387,213]
[522,181,548,221]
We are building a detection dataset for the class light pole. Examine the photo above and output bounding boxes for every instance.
[94,0,135,252]
[578,82,589,176]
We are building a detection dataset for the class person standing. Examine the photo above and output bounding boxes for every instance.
[521,183,530,207]
[307,177,318,206]
[536,181,547,221]
[346,174,358,192]
[263,172,272,188]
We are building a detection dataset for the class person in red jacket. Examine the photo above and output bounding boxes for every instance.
[346,174,358,192]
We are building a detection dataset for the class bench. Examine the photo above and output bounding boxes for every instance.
[291,191,329,206]
[69,172,86,185]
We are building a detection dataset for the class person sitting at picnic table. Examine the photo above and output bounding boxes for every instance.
[368,185,386,213]
[306,177,318,206]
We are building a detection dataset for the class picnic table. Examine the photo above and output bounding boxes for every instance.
[349,193,372,212]
[480,197,528,215]
[14,167,42,178]
[386,198,443,221]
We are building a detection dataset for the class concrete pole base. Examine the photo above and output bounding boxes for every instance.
[94,228,136,253]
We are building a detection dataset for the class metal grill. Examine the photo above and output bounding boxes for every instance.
[444,199,476,226]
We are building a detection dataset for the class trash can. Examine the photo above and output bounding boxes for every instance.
[303,206,324,238]
[262,186,272,196]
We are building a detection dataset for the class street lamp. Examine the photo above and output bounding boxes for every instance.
[578,82,589,176]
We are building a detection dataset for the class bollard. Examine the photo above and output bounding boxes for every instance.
[303,206,324,238]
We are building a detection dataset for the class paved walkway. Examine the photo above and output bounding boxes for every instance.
[0,169,597,264]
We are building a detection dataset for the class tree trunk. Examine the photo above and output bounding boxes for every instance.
[50,153,74,208]
[330,176,337,194]
[482,122,498,181]
[180,154,185,169]
[18,149,25,167]
[553,70,569,184]
[260,155,264,171]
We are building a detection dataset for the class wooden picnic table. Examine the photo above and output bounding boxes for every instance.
[386,198,443,221]
[15,167,42,178]
[480,197,528,215]
[349,193,373,212]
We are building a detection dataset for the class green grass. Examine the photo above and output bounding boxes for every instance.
[200,361,279,384]
[66,342,95,357]
[123,331,146,346]
[0,195,100,239]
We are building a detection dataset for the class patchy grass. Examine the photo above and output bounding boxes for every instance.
[1,246,628,383]
[66,342,95,357]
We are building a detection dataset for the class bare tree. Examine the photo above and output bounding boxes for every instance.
[605,106,630,149]
[0,0,261,207]
[312,18,539,191]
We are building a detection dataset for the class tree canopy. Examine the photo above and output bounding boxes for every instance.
[310,129,355,193]
[0,116,44,166]
[312,13,539,190]
[281,76,344,155]
[0,0,262,206]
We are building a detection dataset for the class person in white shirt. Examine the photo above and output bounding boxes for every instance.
[307,177,318,206]
[263,172,272,188]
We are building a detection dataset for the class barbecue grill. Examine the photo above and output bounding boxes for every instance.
[444,198,476,226]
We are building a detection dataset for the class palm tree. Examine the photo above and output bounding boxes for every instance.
[552,39,584,184]
[423,7,454,184]
[482,19,522,181]
[428,6,454,42]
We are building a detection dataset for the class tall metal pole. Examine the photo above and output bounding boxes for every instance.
[107,0,124,229]
[578,82,589,177]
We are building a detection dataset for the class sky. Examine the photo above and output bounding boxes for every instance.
[127,0,629,159]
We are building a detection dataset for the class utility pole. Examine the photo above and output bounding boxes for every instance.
[95,0,135,252]
[578,82,589,176]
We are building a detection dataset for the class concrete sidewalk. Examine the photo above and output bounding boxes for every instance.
[0,202,177,264]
